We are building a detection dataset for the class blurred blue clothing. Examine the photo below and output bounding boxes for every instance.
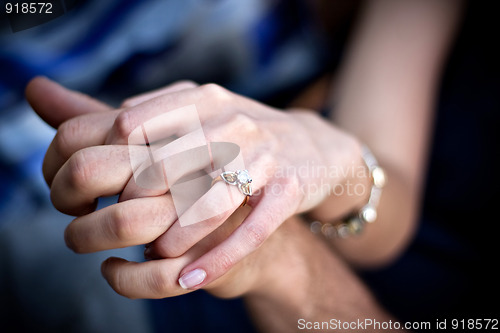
[0,0,326,109]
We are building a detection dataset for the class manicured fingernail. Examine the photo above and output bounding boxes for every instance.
[178,269,207,289]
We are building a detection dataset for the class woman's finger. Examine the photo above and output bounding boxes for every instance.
[145,181,241,259]
[176,179,299,290]
[101,257,190,299]
[65,195,177,253]
[106,83,236,144]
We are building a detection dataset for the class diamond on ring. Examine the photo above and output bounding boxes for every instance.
[220,169,253,196]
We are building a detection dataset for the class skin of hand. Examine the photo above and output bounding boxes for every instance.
[27,76,364,291]
[24,76,401,327]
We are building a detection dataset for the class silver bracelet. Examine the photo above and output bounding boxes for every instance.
[308,144,386,239]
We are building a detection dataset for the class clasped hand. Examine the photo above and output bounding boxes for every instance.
[27,77,359,299]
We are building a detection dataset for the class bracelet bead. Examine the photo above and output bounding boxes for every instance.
[306,144,385,239]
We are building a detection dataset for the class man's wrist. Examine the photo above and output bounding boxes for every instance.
[242,216,397,333]
[243,217,323,318]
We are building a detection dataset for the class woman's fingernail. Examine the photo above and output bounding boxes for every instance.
[178,269,207,289]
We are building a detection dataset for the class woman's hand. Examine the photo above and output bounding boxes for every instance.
[27,77,362,291]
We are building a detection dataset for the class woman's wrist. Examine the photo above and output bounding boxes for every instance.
[308,145,386,239]
[288,109,373,223]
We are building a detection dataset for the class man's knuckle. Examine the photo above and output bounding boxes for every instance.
[55,119,80,158]
[107,269,128,297]
[67,149,95,190]
[113,110,133,142]
[109,205,136,241]
[200,83,231,101]
[64,225,82,253]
